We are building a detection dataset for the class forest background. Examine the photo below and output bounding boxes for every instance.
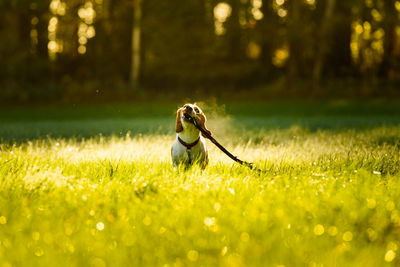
[1,0,400,104]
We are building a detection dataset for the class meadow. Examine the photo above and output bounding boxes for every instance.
[0,101,400,266]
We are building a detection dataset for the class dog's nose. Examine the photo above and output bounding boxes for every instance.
[185,106,192,112]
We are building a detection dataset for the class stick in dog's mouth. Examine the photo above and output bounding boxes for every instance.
[184,111,265,174]
[184,113,195,123]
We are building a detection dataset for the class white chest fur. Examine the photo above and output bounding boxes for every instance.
[171,134,208,167]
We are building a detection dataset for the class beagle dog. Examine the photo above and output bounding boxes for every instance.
[171,103,211,168]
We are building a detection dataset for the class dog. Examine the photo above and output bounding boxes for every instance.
[171,103,212,168]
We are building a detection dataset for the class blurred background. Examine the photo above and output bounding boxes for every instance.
[1,0,400,104]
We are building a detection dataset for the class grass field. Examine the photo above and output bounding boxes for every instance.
[1,101,400,266]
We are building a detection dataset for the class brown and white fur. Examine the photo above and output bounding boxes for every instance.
[171,103,211,168]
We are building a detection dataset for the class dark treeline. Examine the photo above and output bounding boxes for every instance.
[1,0,400,103]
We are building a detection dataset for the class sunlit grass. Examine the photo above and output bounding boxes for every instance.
[0,103,400,266]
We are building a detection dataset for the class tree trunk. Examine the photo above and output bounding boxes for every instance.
[226,0,244,62]
[326,2,352,77]
[286,0,301,90]
[259,0,276,75]
[130,0,142,87]
[312,0,336,93]
[378,0,396,78]
[103,0,113,35]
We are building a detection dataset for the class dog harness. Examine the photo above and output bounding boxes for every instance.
[178,136,200,164]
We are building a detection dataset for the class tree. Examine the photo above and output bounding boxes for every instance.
[258,0,279,77]
[312,0,336,92]
[286,0,302,89]
[325,1,353,78]
[379,0,398,79]
[225,0,246,62]
[130,0,142,87]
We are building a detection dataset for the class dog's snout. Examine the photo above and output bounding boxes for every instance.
[185,106,192,112]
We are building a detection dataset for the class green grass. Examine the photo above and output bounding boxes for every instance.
[1,101,400,266]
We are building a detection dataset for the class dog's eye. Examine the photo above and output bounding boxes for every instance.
[194,107,200,113]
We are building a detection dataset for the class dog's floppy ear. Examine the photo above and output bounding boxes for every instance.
[198,112,212,137]
[176,108,183,133]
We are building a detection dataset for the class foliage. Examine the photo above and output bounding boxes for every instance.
[0,0,400,103]
[0,102,400,265]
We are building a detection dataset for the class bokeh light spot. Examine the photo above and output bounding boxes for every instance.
[343,231,353,242]
[0,216,7,224]
[385,250,396,262]
[314,224,324,236]
[96,222,104,231]
[187,250,199,262]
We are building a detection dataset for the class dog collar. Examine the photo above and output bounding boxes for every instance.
[178,136,200,149]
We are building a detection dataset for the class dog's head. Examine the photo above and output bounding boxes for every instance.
[176,103,211,137]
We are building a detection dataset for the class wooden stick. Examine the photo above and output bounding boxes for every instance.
[184,113,264,173]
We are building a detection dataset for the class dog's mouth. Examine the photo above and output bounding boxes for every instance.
[183,112,196,123]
